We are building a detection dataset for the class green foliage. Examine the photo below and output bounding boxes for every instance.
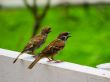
[0,5,110,67]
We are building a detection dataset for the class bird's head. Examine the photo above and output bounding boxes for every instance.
[41,27,51,35]
[57,32,71,41]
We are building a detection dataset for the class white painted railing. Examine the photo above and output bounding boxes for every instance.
[0,48,110,82]
[97,63,110,71]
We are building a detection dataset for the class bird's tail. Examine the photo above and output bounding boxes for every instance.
[13,52,23,64]
[28,55,42,69]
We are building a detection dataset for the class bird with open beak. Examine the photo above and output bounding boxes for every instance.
[28,32,71,69]
[13,27,51,63]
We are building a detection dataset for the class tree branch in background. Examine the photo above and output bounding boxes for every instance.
[41,0,50,19]
[32,0,50,37]
[23,0,50,37]
[61,3,79,22]
[23,0,32,10]
[83,2,90,16]
[32,0,38,19]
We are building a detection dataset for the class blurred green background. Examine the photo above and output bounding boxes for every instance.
[0,5,110,67]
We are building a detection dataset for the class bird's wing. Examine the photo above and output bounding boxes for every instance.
[42,39,65,54]
[31,35,45,45]
[52,39,65,50]
[23,35,45,51]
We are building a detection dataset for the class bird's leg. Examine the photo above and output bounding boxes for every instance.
[54,60,63,63]
[31,52,37,58]
[53,56,63,63]
[47,54,56,62]
[51,54,63,63]
[32,55,37,58]
[51,55,55,61]
[32,52,35,55]
[47,57,53,62]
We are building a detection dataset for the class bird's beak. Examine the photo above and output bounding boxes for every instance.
[68,35,72,38]
[68,32,71,38]
[69,35,72,37]
[68,32,71,34]
[48,30,51,33]
[48,28,51,33]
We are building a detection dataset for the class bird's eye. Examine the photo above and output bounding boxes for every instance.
[61,36,66,40]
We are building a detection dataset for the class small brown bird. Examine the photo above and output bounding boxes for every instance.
[13,27,51,63]
[28,32,71,69]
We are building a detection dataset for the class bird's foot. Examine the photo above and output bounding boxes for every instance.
[47,58,53,62]
[54,60,63,63]
[32,55,37,58]
[47,59,53,62]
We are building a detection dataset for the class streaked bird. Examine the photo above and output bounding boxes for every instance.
[13,27,51,63]
[28,32,71,69]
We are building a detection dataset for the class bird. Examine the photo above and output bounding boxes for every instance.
[13,27,51,63]
[28,32,71,69]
